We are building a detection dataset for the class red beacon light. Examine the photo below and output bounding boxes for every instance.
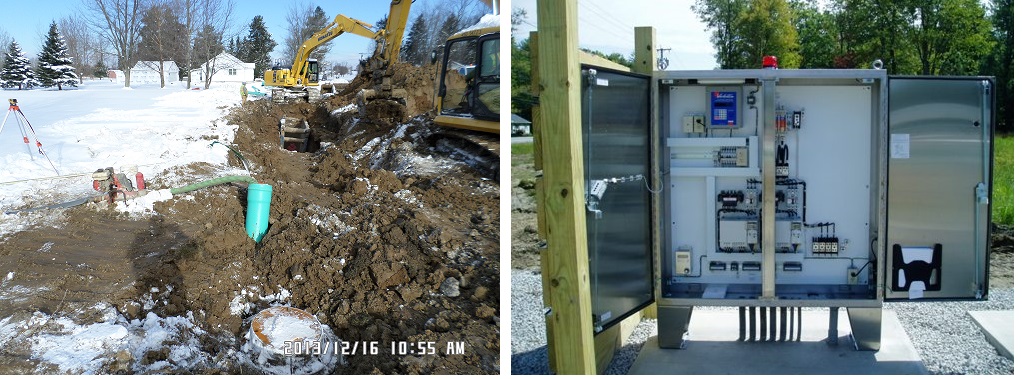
[763,55,778,69]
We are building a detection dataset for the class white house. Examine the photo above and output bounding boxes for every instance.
[189,53,255,84]
[129,61,179,84]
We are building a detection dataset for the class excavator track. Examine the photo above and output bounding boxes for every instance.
[427,128,499,181]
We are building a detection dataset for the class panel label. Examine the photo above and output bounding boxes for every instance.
[891,134,910,159]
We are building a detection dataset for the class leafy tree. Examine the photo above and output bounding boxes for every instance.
[401,14,428,65]
[692,0,749,68]
[832,0,917,73]
[511,37,531,118]
[790,0,839,68]
[0,40,38,89]
[983,0,1012,132]
[240,16,276,75]
[36,21,78,90]
[511,8,531,118]
[580,48,633,68]
[733,0,801,68]
[908,0,992,76]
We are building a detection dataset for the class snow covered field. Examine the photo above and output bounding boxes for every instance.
[0,80,250,373]
[0,80,244,236]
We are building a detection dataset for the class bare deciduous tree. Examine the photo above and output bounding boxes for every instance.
[172,0,200,87]
[192,0,235,89]
[86,0,147,87]
[282,2,333,64]
[60,16,101,83]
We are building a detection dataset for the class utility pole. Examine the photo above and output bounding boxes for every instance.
[656,46,671,70]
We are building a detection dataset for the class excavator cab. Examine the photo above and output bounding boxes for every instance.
[434,26,500,133]
[306,59,320,85]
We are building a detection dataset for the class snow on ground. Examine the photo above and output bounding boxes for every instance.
[0,80,244,237]
[0,303,208,374]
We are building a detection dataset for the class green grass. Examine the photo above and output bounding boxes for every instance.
[992,135,1013,225]
[511,142,534,156]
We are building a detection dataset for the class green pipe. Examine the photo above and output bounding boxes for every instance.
[170,175,257,195]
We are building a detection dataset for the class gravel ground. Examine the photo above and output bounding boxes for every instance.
[884,289,1014,374]
[511,269,1014,374]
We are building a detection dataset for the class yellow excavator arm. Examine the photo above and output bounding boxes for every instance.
[287,15,377,84]
[266,0,412,94]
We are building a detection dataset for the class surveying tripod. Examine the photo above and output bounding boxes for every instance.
[0,99,58,175]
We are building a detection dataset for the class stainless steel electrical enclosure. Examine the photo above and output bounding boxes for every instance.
[576,67,993,352]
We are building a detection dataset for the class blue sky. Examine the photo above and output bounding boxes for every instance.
[0,0,482,68]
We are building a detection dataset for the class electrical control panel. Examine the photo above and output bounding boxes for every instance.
[570,65,991,346]
[660,72,882,303]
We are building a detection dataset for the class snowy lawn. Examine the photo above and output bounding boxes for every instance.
[0,80,245,236]
[0,80,262,373]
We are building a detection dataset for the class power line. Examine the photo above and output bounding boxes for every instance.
[577,3,632,36]
[580,0,634,33]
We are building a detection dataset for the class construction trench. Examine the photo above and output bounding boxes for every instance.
[0,63,499,374]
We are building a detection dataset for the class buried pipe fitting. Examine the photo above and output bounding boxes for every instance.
[245,183,273,243]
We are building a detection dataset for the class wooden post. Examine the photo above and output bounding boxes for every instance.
[633,26,656,74]
[633,26,659,320]
[530,30,557,372]
[530,32,547,242]
[536,0,597,374]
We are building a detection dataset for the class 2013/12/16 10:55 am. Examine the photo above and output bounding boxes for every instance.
[281,339,467,356]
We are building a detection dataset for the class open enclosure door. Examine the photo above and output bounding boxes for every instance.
[886,77,993,300]
[580,66,654,333]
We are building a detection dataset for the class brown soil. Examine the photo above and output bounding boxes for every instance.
[0,63,499,374]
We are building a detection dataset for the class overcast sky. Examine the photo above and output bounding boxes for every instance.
[512,0,718,70]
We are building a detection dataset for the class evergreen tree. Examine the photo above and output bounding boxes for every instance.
[0,40,38,89]
[439,14,459,41]
[241,16,276,75]
[36,21,78,90]
[92,59,107,78]
[401,14,428,65]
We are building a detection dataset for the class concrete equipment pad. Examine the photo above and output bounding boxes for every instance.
[968,310,1013,360]
[629,309,926,374]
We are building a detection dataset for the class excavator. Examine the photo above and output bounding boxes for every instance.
[426,14,500,178]
[264,0,411,105]
[266,0,501,178]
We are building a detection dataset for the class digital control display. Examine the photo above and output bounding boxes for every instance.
[710,91,738,127]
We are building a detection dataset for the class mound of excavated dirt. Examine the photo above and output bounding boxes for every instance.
[0,81,498,373]
[330,62,437,119]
